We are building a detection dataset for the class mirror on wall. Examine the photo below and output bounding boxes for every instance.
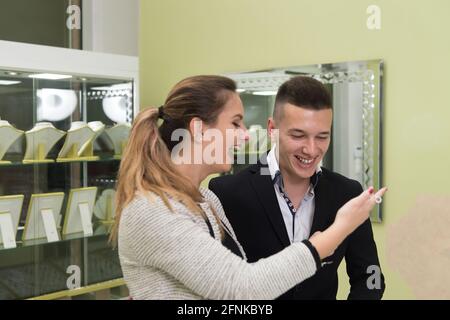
[226,59,384,222]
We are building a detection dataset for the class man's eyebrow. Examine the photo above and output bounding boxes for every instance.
[288,129,306,134]
[233,114,243,120]
[288,129,330,135]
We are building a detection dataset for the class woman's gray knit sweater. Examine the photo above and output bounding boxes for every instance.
[118,187,319,300]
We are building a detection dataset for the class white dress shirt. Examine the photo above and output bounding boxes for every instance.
[266,146,322,243]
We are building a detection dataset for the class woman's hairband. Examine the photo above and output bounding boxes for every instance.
[158,105,165,120]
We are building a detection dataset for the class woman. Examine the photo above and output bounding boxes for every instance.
[111,75,386,300]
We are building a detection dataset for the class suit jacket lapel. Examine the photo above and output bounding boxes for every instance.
[249,163,291,248]
[310,173,335,236]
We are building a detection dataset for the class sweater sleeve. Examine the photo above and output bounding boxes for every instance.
[121,196,319,300]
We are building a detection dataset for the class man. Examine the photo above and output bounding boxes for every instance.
[209,76,385,299]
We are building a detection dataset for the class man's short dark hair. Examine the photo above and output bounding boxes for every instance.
[273,76,332,121]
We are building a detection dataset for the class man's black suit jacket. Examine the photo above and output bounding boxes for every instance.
[209,162,385,300]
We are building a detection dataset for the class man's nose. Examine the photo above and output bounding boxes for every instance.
[302,138,316,155]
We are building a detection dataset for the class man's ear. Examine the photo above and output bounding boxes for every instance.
[267,117,279,146]
[267,117,276,135]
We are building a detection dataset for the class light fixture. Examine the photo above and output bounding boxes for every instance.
[0,80,21,85]
[37,88,77,122]
[7,72,18,76]
[90,83,132,91]
[102,96,128,123]
[236,88,246,93]
[28,73,73,80]
[90,86,112,91]
[252,90,278,96]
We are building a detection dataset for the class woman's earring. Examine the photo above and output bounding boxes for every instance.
[194,132,203,143]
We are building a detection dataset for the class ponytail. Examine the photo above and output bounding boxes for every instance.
[111,76,236,245]
[110,107,222,245]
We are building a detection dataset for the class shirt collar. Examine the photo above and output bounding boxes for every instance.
[267,145,281,182]
[267,145,322,193]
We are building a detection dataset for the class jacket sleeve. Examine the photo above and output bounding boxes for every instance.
[122,196,321,300]
[345,182,386,300]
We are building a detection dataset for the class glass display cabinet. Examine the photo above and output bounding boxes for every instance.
[0,40,138,299]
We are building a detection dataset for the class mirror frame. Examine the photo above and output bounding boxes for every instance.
[226,59,384,222]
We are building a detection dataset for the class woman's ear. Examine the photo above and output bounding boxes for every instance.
[189,117,204,143]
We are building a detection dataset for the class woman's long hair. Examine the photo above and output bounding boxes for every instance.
[110,75,237,244]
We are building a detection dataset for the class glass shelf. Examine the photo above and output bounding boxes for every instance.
[0,156,121,168]
[0,226,113,251]
[0,233,121,299]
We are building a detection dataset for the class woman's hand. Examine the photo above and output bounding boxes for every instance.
[308,187,387,260]
[334,187,388,235]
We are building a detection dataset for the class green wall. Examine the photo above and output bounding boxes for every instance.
[140,0,450,299]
